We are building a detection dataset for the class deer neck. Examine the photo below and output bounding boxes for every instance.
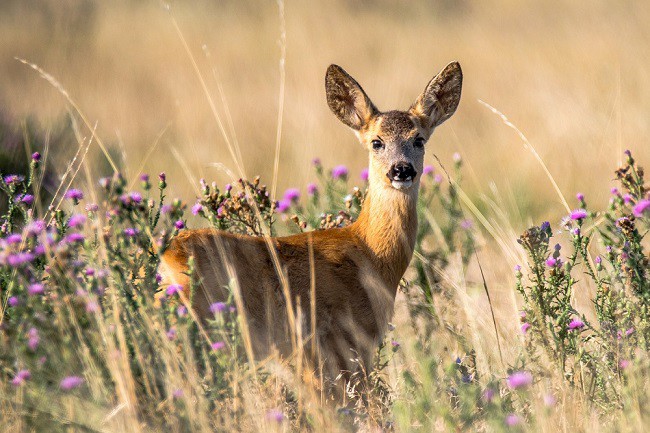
[352,181,419,289]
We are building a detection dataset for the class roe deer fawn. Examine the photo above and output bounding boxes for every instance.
[160,62,462,390]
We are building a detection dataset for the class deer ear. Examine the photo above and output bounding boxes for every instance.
[410,62,462,132]
[325,65,379,130]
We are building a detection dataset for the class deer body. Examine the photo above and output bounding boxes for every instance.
[160,62,462,383]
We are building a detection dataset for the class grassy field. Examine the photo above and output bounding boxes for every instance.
[0,1,649,432]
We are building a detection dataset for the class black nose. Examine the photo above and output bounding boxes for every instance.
[389,162,417,181]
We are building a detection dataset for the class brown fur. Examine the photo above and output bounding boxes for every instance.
[159,62,462,389]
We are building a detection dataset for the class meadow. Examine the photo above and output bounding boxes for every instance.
[0,1,649,432]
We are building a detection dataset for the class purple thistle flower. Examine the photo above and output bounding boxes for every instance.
[482,388,495,402]
[19,194,34,205]
[266,409,284,423]
[506,371,533,389]
[423,165,434,176]
[129,192,142,203]
[633,199,650,217]
[8,296,19,307]
[160,204,172,214]
[570,209,588,220]
[211,341,226,351]
[521,323,531,334]
[307,183,318,195]
[545,257,557,267]
[568,319,585,330]
[166,284,183,297]
[191,203,203,215]
[28,283,45,296]
[177,305,188,317]
[7,252,34,266]
[60,376,84,391]
[27,327,39,351]
[331,165,348,180]
[623,194,633,204]
[276,199,291,213]
[460,219,473,230]
[174,220,185,230]
[64,233,85,244]
[360,168,369,182]
[3,174,24,184]
[514,265,522,272]
[312,158,321,167]
[576,192,584,201]
[123,228,138,237]
[225,183,232,192]
[31,152,41,162]
[619,359,631,370]
[67,214,86,229]
[283,188,301,202]
[64,189,84,201]
[570,227,581,237]
[139,174,149,182]
[6,234,23,244]
[595,255,602,264]
[505,414,520,426]
[85,203,99,212]
[626,327,635,337]
[611,187,619,195]
[11,369,31,387]
[391,340,400,348]
[172,389,184,399]
[86,300,99,313]
[210,302,227,314]
[434,174,443,184]
[166,328,177,341]
[158,172,166,182]
[543,393,557,407]
[26,220,45,236]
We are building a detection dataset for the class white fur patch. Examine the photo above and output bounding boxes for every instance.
[391,179,413,190]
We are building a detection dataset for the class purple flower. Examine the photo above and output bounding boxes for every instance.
[623,194,633,204]
[307,183,318,196]
[139,174,149,183]
[177,305,188,317]
[27,327,39,351]
[86,300,99,313]
[595,255,602,265]
[505,414,520,426]
[423,165,434,176]
[64,233,85,244]
[64,189,84,201]
[7,252,34,266]
[211,341,226,351]
[568,319,585,330]
[283,188,301,202]
[576,192,585,201]
[433,174,443,184]
[391,340,400,348]
[3,174,24,184]
[172,389,184,399]
[225,183,232,192]
[521,323,531,334]
[625,327,635,337]
[174,220,185,230]
[276,199,291,213]
[482,388,495,402]
[460,219,473,230]
[166,284,183,297]
[6,234,22,244]
[570,209,588,220]
[210,302,227,314]
[19,194,34,205]
[8,296,19,307]
[123,228,138,237]
[31,152,41,162]
[60,376,84,391]
[26,220,45,236]
[360,168,369,182]
[331,165,348,180]
[266,409,284,423]
[11,369,31,387]
[67,214,86,229]
[506,371,533,389]
[28,283,45,296]
[545,257,557,267]
[191,203,203,215]
[158,172,166,182]
[99,177,111,189]
[85,203,99,212]
[312,158,321,167]
[129,192,142,203]
[619,359,631,370]
[633,199,650,217]
[166,328,177,341]
[160,204,172,214]
[543,394,557,407]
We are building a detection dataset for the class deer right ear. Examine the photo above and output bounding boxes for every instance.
[410,62,463,132]
[325,65,379,130]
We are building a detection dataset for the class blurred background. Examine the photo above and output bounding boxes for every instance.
[1,0,649,227]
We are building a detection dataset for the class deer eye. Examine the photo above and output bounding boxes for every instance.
[371,139,384,150]
[413,137,425,149]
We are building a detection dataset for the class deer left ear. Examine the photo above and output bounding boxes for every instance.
[410,62,462,132]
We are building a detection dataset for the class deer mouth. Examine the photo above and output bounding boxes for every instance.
[390,178,414,190]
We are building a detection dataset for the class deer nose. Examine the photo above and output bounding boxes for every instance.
[389,162,417,181]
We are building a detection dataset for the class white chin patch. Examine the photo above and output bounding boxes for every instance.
[391,179,413,190]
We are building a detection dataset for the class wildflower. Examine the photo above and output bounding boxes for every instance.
[27,327,39,351]
[312,158,321,167]
[619,359,631,370]
[543,393,557,407]
[576,192,584,202]
[177,305,188,317]
[460,219,473,230]
[28,283,45,296]
[276,199,291,213]
[452,152,462,163]
[283,188,301,202]
[191,203,203,215]
[570,227,580,236]
[506,371,533,389]
[64,189,84,201]
[11,370,31,387]
[266,409,284,423]
[211,341,226,351]
[423,165,434,176]
[433,174,443,184]
[172,389,184,399]
[360,168,369,181]
[3,174,24,184]
[158,172,166,182]
[166,284,183,297]
[545,257,557,267]
[160,204,172,214]
[8,296,19,307]
[210,302,227,314]
[568,319,584,330]
[514,264,521,274]
[482,388,495,402]
[174,220,185,230]
[570,209,588,220]
[99,177,111,189]
[225,183,232,192]
[6,234,22,244]
[123,228,138,237]
[31,152,41,162]
[67,214,86,228]
[129,192,142,203]
[25,220,45,236]
[505,414,520,426]
[7,252,34,266]
[625,327,635,336]
[331,165,348,180]
[633,199,650,217]
[85,203,99,212]
[307,183,318,195]
[18,194,34,205]
[166,328,177,341]
[391,340,400,349]
[64,233,85,244]
[86,300,99,313]
[595,255,602,264]
[611,187,619,195]
[60,376,84,391]
[623,194,633,204]
[521,323,531,334]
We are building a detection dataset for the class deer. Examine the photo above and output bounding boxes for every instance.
[159,61,462,393]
